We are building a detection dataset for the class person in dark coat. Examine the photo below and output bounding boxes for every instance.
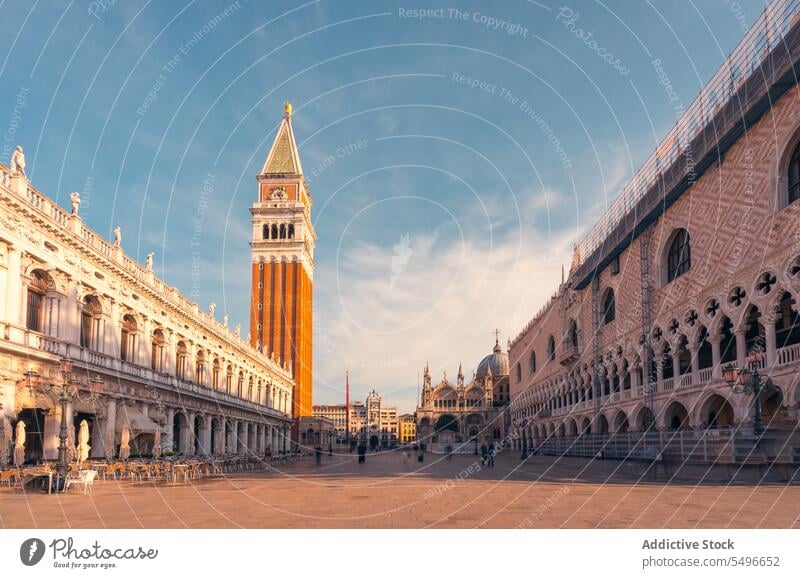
[315,446,322,465]
[487,442,496,467]
[357,444,366,463]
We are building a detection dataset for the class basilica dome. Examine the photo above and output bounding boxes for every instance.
[476,340,509,381]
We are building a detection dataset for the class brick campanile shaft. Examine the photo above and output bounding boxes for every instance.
[249,102,316,438]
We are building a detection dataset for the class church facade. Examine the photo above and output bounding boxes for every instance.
[416,339,510,453]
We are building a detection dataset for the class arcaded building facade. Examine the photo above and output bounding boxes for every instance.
[509,3,800,460]
[0,155,294,465]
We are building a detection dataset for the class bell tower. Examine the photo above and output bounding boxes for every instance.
[250,101,316,426]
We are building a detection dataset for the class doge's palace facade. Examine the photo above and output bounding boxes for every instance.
[509,3,800,462]
[0,162,294,465]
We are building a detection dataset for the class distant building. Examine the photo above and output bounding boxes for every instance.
[297,416,336,451]
[399,414,416,444]
[313,390,399,447]
[416,338,511,453]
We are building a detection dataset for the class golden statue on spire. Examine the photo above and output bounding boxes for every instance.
[284,100,292,117]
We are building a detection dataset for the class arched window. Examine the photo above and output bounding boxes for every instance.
[547,335,556,361]
[26,270,50,332]
[262,224,270,239]
[176,341,188,380]
[120,314,137,362]
[666,228,691,283]
[515,363,521,383]
[80,295,102,350]
[237,371,244,397]
[248,377,254,400]
[567,319,578,347]
[195,350,205,385]
[226,365,233,394]
[271,224,278,239]
[212,358,220,389]
[789,141,800,204]
[602,289,616,325]
[529,351,536,373]
[279,224,287,239]
[151,329,165,372]
[288,224,295,239]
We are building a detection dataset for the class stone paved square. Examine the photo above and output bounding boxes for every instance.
[2,451,798,529]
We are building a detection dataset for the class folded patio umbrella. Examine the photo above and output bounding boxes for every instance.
[119,426,131,460]
[13,421,25,467]
[78,419,91,463]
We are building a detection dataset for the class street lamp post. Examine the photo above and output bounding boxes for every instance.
[25,358,104,480]
[519,419,529,460]
[722,348,771,436]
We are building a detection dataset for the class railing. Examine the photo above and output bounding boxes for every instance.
[777,342,800,365]
[574,0,800,268]
[662,377,674,391]
[0,167,293,381]
[698,367,714,383]
[12,328,292,419]
[536,430,739,463]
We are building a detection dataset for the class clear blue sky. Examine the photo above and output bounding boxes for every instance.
[0,0,765,411]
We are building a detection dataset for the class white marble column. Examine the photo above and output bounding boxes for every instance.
[105,299,120,357]
[689,345,700,376]
[710,335,722,378]
[140,316,152,369]
[764,313,778,367]
[103,397,117,459]
[202,415,212,455]
[735,329,747,368]
[185,412,196,455]
[164,407,175,452]
[6,246,23,325]
[67,279,81,345]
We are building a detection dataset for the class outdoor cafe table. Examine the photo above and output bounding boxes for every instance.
[20,468,54,494]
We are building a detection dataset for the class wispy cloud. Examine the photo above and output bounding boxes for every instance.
[314,223,574,411]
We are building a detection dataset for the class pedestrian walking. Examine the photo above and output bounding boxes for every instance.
[357,444,366,464]
[315,446,322,465]
[446,444,453,461]
[480,443,488,465]
[487,442,495,467]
